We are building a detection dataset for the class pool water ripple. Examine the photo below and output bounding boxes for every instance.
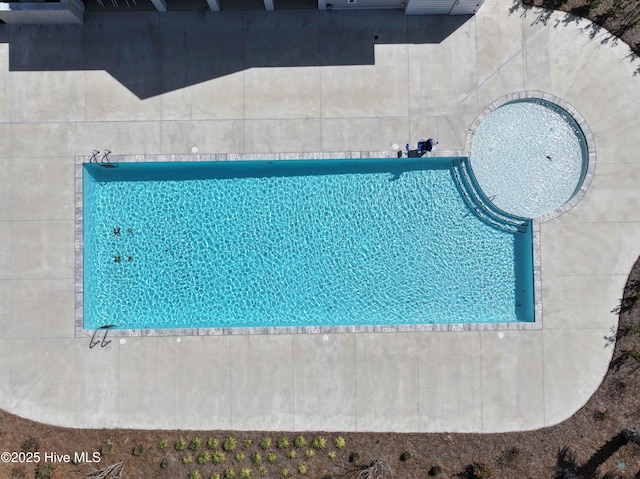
[470,99,587,219]
[83,159,533,330]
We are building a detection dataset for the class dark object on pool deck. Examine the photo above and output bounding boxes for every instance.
[418,138,439,153]
[89,324,116,349]
[407,149,421,158]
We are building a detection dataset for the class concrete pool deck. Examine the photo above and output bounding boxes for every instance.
[0,0,639,432]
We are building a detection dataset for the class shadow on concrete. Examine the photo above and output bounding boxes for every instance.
[1,10,471,99]
[508,0,640,76]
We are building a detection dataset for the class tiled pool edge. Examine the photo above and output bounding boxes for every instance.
[74,150,543,339]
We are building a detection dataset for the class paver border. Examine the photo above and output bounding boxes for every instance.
[74,147,543,339]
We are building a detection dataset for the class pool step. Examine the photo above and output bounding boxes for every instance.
[451,159,530,234]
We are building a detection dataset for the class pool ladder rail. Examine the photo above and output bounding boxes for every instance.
[89,324,116,349]
[451,159,530,234]
[90,149,118,168]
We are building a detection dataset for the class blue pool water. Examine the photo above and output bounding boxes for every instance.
[470,99,588,218]
[83,159,534,330]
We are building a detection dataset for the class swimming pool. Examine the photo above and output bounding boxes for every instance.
[470,97,589,219]
[82,158,534,331]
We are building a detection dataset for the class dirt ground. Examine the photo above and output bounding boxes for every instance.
[1,252,639,479]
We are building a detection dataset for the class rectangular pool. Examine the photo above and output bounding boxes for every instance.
[82,158,534,331]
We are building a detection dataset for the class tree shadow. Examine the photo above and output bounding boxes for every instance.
[552,446,579,479]
[0,10,471,99]
[578,432,627,478]
[508,0,640,75]
[608,263,640,364]
[612,279,640,316]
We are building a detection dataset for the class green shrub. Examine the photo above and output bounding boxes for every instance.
[190,438,202,451]
[327,451,336,460]
[250,452,262,464]
[208,438,219,450]
[183,454,194,465]
[304,450,315,459]
[335,437,346,449]
[277,437,290,449]
[223,438,238,452]
[470,463,492,479]
[211,474,221,479]
[258,465,267,475]
[100,441,114,457]
[243,440,253,448]
[629,348,640,362]
[21,437,38,453]
[213,452,226,464]
[175,438,187,451]
[293,435,308,448]
[159,440,168,451]
[35,464,53,479]
[240,467,252,478]
[199,452,212,465]
[235,453,246,462]
[224,468,236,479]
[259,438,272,450]
[311,436,327,450]
[298,465,307,474]
[189,472,201,479]
[428,465,443,476]
[280,468,289,477]
[288,450,297,459]
[268,453,277,463]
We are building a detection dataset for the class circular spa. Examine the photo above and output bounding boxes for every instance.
[469,97,590,219]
